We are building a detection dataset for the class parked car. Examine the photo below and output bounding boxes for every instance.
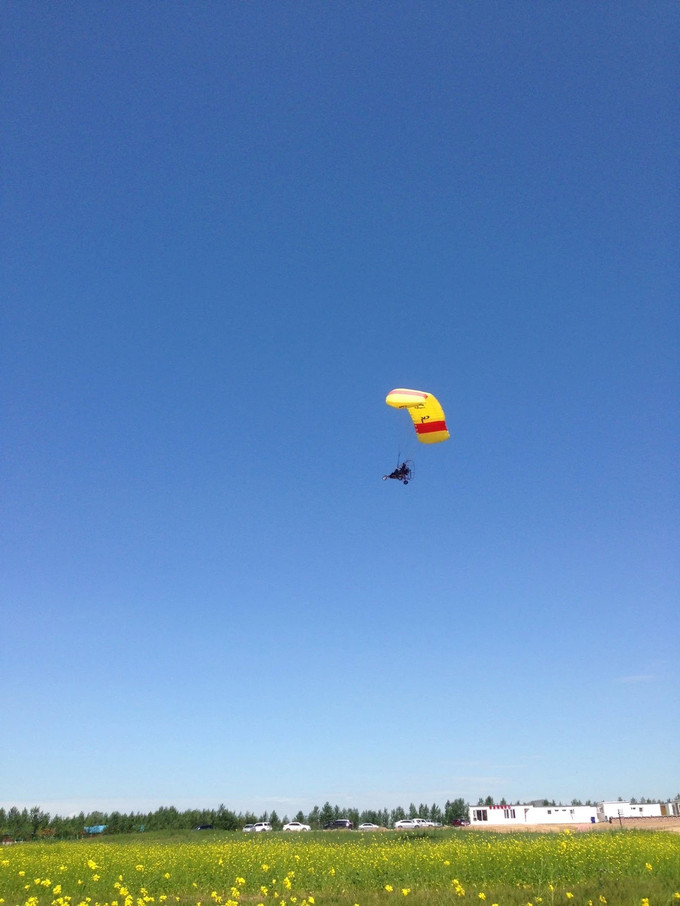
[358,822,381,830]
[242,824,255,832]
[451,819,469,826]
[252,822,272,832]
[323,818,353,830]
[394,818,434,829]
[283,821,311,832]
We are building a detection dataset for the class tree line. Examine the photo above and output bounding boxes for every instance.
[0,799,469,840]
[5,793,676,840]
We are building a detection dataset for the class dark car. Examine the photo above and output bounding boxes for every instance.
[451,819,469,826]
[324,818,353,830]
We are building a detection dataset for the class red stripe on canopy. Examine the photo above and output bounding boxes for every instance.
[415,420,447,434]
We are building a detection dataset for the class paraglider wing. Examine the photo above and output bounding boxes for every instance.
[385,388,450,444]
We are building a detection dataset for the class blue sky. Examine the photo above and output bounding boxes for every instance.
[2,2,678,819]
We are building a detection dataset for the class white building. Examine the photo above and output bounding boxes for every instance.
[597,800,680,821]
[468,800,680,826]
[469,804,598,826]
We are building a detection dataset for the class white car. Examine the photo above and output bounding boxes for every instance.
[394,818,432,829]
[358,822,381,830]
[283,821,311,832]
[252,822,272,832]
[242,824,255,832]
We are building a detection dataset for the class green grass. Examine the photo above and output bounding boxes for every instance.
[1,828,679,906]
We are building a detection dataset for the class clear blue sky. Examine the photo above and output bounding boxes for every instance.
[2,2,678,819]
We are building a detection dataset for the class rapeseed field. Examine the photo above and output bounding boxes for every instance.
[1,830,679,906]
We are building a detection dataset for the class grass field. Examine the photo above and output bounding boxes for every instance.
[2,828,679,906]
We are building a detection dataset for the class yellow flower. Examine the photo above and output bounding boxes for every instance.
[645,863,653,871]
[478,894,486,901]
[385,885,393,893]
[402,890,410,897]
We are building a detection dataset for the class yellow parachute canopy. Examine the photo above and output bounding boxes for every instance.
[385,388,450,444]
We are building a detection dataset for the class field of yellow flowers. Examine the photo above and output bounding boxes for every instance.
[1,829,679,906]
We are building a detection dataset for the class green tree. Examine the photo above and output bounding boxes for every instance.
[28,806,49,837]
[391,806,406,825]
[216,804,238,830]
[307,805,321,829]
[360,808,384,826]
[319,802,334,827]
[444,798,468,823]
